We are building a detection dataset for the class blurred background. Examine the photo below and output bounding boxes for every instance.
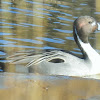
[0,0,100,100]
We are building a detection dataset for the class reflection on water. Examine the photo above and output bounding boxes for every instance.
[0,0,100,99]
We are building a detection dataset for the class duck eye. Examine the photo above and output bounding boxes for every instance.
[88,21,92,24]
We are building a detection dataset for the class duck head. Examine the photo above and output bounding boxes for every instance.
[73,16,100,43]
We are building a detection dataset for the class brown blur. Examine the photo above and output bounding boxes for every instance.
[0,73,100,100]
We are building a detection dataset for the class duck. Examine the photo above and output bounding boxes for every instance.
[9,16,100,76]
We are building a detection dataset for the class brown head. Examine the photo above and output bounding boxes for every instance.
[73,16,100,58]
[73,16,99,43]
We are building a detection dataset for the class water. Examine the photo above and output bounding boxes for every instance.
[0,0,100,72]
[0,0,100,100]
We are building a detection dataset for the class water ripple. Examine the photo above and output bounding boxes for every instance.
[2,1,13,5]
[0,22,43,27]
[94,12,100,15]
[53,22,70,26]
[38,8,72,17]
[6,37,43,44]
[0,40,16,44]
[0,26,13,28]
[25,1,52,7]
[80,3,87,6]
[0,32,14,35]
[0,44,57,49]
[66,37,74,40]
[53,28,72,33]
[0,51,6,55]
[21,23,43,27]
[57,4,70,8]
[36,37,65,44]
[57,17,73,22]
[0,9,20,14]
[9,7,52,16]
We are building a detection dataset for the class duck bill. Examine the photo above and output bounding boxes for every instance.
[97,23,100,30]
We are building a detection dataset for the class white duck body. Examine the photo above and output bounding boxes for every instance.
[9,16,100,76]
[28,47,100,76]
[29,51,89,76]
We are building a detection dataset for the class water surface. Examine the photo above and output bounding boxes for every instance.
[0,0,100,100]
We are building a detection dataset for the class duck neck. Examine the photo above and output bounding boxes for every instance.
[73,27,100,60]
[78,39,100,60]
[75,31,100,63]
